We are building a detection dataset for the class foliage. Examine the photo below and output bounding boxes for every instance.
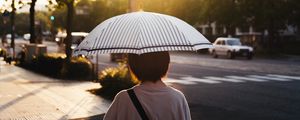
[0,48,7,57]
[50,0,76,60]
[35,12,52,31]
[51,0,127,32]
[287,0,300,30]
[64,56,93,79]
[1,0,300,54]
[0,12,52,35]
[96,63,139,99]
[31,53,65,76]
[14,13,29,35]
[1,0,300,36]
[20,53,93,80]
[142,0,199,25]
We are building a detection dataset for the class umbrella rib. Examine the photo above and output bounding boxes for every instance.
[161,15,189,47]
[162,15,203,51]
[148,14,164,52]
[144,14,160,52]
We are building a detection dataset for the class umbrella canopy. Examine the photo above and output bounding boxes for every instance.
[74,11,212,55]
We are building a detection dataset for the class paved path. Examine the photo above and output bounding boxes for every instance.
[0,58,110,120]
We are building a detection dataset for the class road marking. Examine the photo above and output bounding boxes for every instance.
[182,76,221,84]
[204,76,244,83]
[226,76,267,82]
[164,78,197,85]
[248,75,291,81]
[168,72,190,77]
[267,74,300,80]
[163,74,300,86]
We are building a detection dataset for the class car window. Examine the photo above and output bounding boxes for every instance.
[227,40,242,46]
[221,40,225,45]
[215,40,220,45]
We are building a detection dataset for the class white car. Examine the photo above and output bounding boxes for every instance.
[55,32,88,49]
[209,37,253,59]
[23,33,30,40]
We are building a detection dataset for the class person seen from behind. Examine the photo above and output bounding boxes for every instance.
[104,51,191,120]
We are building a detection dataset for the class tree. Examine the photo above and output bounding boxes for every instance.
[10,0,16,57]
[15,13,29,35]
[0,0,18,57]
[201,0,242,36]
[238,0,290,52]
[29,0,37,43]
[142,0,189,20]
[287,0,300,37]
[49,0,76,61]
[50,0,128,47]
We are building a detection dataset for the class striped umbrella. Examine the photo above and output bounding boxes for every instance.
[74,11,212,55]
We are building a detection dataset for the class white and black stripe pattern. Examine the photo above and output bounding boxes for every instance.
[164,74,300,85]
[74,12,212,55]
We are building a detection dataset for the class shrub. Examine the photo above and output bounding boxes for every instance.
[64,56,93,79]
[0,48,7,57]
[96,63,139,99]
[33,53,65,76]
[21,53,93,80]
[37,54,65,75]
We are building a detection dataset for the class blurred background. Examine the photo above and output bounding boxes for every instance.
[1,0,300,120]
[1,0,300,56]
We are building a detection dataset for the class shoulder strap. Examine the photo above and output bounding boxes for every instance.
[127,89,149,120]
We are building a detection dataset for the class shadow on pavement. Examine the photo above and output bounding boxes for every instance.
[0,85,49,112]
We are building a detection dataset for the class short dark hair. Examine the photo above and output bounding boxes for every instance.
[128,52,170,82]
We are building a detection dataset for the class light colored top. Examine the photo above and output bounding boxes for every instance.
[103,81,191,120]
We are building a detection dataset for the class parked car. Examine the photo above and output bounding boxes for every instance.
[23,33,30,40]
[6,34,19,40]
[55,32,88,49]
[209,37,253,59]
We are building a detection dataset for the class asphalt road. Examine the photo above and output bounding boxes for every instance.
[168,63,300,120]
[94,53,300,120]
[9,40,300,120]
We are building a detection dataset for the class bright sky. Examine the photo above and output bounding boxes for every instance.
[0,0,49,12]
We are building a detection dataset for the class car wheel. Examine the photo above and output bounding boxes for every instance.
[227,51,235,59]
[212,50,218,58]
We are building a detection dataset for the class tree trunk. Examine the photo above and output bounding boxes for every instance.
[29,0,37,43]
[207,20,213,39]
[225,25,235,37]
[10,0,16,58]
[267,19,277,54]
[65,1,74,62]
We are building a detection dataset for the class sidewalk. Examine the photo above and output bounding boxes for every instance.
[0,58,110,120]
